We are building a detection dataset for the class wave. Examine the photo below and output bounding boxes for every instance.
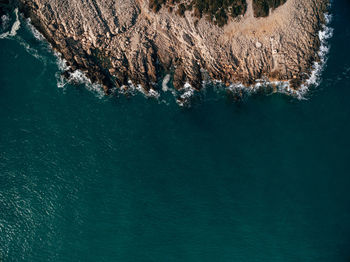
[25,18,45,41]
[299,13,333,95]
[68,70,105,98]
[1,14,10,30]
[0,8,20,39]
[121,80,161,99]
[16,36,48,63]
[57,71,105,98]
[0,9,48,63]
[54,52,105,98]
[54,52,70,71]
[176,82,196,107]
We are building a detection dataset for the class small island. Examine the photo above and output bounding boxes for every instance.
[15,0,329,103]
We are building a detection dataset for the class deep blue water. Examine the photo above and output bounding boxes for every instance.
[1,1,350,261]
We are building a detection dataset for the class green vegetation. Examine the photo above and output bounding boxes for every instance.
[149,0,287,26]
[149,0,247,27]
[252,0,287,17]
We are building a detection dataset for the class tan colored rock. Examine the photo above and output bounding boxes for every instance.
[18,0,328,93]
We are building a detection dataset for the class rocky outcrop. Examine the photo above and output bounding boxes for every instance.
[15,0,328,98]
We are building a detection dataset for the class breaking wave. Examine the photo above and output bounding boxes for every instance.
[0,9,49,63]
[118,80,160,99]
[16,36,48,63]
[25,18,45,41]
[176,82,196,107]
[68,70,105,98]
[0,8,20,39]
[299,13,333,95]
[0,12,98,98]
[54,53,105,98]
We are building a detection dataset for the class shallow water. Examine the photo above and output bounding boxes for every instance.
[1,1,350,261]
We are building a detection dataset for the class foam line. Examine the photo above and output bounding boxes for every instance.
[0,8,20,39]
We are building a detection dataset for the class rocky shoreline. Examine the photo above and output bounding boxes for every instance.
[6,0,329,102]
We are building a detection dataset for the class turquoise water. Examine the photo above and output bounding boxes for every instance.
[1,1,350,261]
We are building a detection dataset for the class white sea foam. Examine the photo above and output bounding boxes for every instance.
[162,74,174,92]
[136,83,161,99]
[299,13,333,95]
[0,8,20,39]
[54,52,70,71]
[224,79,308,100]
[148,88,161,99]
[162,74,171,92]
[116,79,161,99]
[70,70,105,98]
[25,18,45,41]
[56,74,66,89]
[56,70,102,97]
[1,14,10,30]
[0,11,48,64]
[160,74,177,98]
[53,51,105,97]
[16,36,47,62]
[176,82,196,107]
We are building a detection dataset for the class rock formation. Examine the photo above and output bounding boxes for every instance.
[10,0,329,101]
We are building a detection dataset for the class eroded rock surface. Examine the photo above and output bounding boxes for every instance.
[15,0,328,97]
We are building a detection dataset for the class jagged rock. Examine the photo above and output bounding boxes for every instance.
[16,0,328,95]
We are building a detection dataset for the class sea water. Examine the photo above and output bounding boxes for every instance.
[1,1,350,261]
